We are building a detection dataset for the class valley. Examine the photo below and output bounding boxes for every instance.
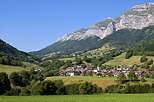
[1,2,154,101]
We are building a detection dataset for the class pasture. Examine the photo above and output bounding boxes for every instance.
[46,76,154,88]
[46,76,117,88]
[0,94,154,102]
[105,53,154,66]
[0,64,24,74]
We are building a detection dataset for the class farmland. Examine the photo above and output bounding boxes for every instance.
[0,94,154,102]
[46,76,117,88]
[0,64,24,74]
[105,53,154,66]
[46,76,154,89]
[0,62,43,75]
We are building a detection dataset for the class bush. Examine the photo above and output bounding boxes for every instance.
[4,88,21,96]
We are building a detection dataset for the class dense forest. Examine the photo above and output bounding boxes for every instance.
[126,39,154,56]
[0,39,41,64]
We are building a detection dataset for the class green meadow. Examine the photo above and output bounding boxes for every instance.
[105,53,154,66]
[46,76,154,89]
[0,94,154,102]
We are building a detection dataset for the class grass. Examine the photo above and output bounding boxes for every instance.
[23,62,43,70]
[0,64,24,74]
[59,57,76,61]
[46,76,117,88]
[86,44,115,55]
[46,76,154,89]
[105,53,154,66]
[0,62,43,75]
[1,94,154,102]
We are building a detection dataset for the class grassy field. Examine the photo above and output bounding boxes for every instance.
[105,53,154,66]
[46,76,117,88]
[23,62,43,70]
[86,44,115,55]
[0,64,24,74]
[46,76,154,89]
[59,57,76,61]
[0,62,43,75]
[0,94,154,102]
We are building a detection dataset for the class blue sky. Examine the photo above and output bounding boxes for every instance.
[0,0,154,52]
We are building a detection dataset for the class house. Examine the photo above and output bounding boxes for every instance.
[68,71,81,76]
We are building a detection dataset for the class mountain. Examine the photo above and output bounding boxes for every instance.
[59,3,154,41]
[127,39,154,56]
[0,39,40,63]
[30,3,154,56]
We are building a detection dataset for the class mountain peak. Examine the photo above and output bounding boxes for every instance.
[58,2,154,42]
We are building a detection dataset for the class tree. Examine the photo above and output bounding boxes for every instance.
[75,57,83,65]
[3,88,21,96]
[19,88,31,96]
[0,72,11,94]
[146,59,153,65]
[54,80,65,95]
[127,72,138,81]
[140,56,148,62]
[117,72,126,84]
[149,64,154,71]
[39,80,57,95]
[79,82,101,94]
[9,72,23,86]
[125,50,133,59]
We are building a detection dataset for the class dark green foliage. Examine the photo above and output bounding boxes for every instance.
[149,64,154,71]
[9,70,47,87]
[38,80,57,95]
[127,72,138,81]
[117,72,126,84]
[75,57,83,65]
[54,80,65,95]
[9,72,23,86]
[40,59,65,70]
[140,56,148,62]
[0,72,11,95]
[0,39,41,63]
[127,39,154,56]
[30,36,101,56]
[0,55,23,66]
[31,26,154,56]
[125,50,133,59]
[146,59,153,65]
[40,61,51,68]
[151,73,154,79]
[79,82,102,94]
[65,82,102,95]
[19,88,31,96]
[3,88,21,96]
[105,84,154,93]
[65,83,80,95]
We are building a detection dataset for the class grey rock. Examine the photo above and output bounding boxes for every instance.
[58,3,154,42]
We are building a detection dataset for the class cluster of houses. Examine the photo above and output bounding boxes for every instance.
[59,65,153,77]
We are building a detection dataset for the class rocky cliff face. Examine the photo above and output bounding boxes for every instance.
[59,3,154,42]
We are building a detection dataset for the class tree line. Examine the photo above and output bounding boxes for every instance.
[0,72,102,96]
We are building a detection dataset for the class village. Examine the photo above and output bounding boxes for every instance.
[59,65,153,77]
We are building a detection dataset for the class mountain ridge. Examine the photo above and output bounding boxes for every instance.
[58,3,154,42]
[0,39,40,63]
[30,2,154,56]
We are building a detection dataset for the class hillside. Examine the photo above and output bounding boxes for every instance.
[30,3,154,56]
[0,39,40,63]
[127,39,154,56]
[30,36,101,56]
[105,53,154,66]
[0,64,24,74]
[30,25,154,56]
